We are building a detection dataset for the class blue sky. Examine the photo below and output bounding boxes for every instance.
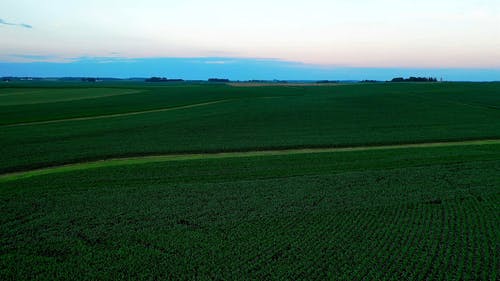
[1,0,499,80]
[1,57,499,81]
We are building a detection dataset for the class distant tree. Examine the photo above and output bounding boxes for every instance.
[391,77,437,83]
[208,78,230,82]
[145,77,167,82]
[316,80,339,84]
[145,77,184,82]
[391,77,405,82]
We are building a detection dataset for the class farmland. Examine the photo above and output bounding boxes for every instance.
[0,82,499,280]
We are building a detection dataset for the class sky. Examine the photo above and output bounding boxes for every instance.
[1,0,499,80]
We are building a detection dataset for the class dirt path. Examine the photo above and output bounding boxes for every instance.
[1,99,231,128]
[1,139,499,183]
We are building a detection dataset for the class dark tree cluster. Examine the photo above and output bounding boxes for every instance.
[145,77,167,82]
[208,78,230,82]
[391,77,438,82]
[2,77,42,81]
[316,80,339,84]
[81,78,97,82]
[145,77,184,82]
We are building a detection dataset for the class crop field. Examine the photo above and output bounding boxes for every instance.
[0,82,499,280]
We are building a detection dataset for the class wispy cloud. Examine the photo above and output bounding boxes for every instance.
[0,18,32,28]
[204,60,234,65]
[1,54,73,63]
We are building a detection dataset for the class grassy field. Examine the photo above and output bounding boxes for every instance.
[0,82,499,280]
[1,82,499,173]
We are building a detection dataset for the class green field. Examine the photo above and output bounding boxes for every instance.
[1,82,499,280]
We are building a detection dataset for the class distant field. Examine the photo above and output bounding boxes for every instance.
[0,88,145,106]
[0,82,499,173]
[0,82,499,280]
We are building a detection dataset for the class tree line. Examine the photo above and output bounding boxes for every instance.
[145,77,185,82]
[391,77,438,82]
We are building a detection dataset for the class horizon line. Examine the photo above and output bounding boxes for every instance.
[1,57,499,82]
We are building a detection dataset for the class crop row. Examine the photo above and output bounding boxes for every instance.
[2,83,500,173]
[1,151,498,280]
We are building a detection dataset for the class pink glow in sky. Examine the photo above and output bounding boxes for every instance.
[1,0,499,68]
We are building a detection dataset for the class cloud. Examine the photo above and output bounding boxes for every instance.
[0,18,32,28]
[204,60,234,65]
[19,23,33,28]
[0,54,74,63]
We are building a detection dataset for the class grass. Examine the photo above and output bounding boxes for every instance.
[1,144,499,280]
[3,99,231,127]
[1,82,499,173]
[1,138,499,183]
[0,81,499,280]
[0,88,145,106]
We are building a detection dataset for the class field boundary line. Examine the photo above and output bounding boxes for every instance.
[0,89,146,106]
[1,139,499,183]
[0,99,231,127]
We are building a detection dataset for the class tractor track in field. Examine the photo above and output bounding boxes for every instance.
[0,96,288,128]
[1,138,499,183]
[0,89,146,106]
[0,99,232,128]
